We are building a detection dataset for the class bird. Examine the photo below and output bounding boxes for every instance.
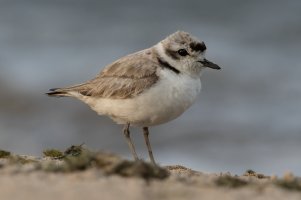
[47,31,220,165]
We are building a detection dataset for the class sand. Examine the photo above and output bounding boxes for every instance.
[0,146,300,200]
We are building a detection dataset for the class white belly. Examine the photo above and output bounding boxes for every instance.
[87,71,201,127]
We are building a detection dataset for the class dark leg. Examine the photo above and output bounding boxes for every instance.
[123,123,139,161]
[143,127,156,165]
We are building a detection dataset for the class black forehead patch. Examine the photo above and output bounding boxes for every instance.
[190,42,207,52]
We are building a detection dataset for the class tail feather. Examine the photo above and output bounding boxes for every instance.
[46,82,90,97]
[46,88,71,97]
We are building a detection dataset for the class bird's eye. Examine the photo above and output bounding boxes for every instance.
[177,49,189,56]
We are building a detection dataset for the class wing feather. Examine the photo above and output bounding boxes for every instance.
[64,49,159,99]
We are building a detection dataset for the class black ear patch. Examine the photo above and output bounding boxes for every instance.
[190,42,206,52]
[165,49,180,60]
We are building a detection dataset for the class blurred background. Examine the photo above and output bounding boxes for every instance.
[0,0,300,176]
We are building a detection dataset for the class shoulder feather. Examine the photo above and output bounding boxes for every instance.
[63,48,160,99]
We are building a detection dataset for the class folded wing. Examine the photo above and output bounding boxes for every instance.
[47,50,159,99]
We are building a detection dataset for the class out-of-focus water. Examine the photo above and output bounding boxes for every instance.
[1,0,301,175]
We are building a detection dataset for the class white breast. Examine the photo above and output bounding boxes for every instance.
[87,70,202,127]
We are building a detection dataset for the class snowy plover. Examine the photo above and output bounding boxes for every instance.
[47,31,220,165]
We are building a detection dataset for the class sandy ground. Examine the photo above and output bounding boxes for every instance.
[0,146,300,200]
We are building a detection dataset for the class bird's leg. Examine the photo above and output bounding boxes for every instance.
[143,127,156,165]
[123,123,139,161]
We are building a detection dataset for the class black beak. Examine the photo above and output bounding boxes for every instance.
[198,59,221,70]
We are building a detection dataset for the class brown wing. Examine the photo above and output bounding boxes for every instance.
[65,49,159,99]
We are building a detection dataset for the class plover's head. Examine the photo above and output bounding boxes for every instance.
[157,31,220,77]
